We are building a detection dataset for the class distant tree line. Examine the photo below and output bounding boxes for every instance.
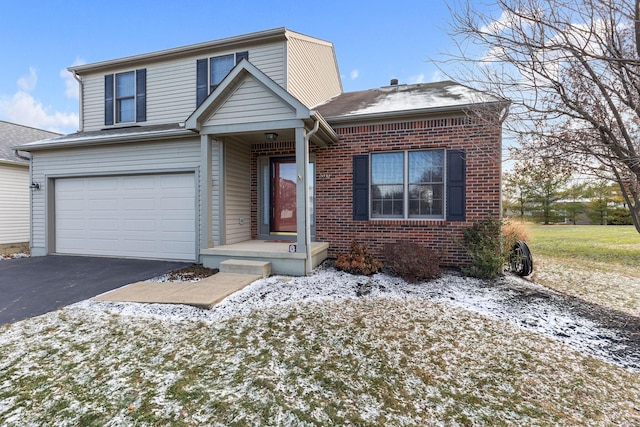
[503,157,633,225]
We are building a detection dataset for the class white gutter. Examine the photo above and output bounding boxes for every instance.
[71,71,84,132]
[303,115,320,274]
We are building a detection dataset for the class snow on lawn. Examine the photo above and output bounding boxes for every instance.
[1,288,640,425]
[77,264,638,373]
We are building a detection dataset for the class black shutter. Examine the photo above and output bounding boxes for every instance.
[236,51,249,64]
[353,155,369,221]
[104,74,114,126]
[196,59,208,107]
[446,149,466,221]
[135,69,146,122]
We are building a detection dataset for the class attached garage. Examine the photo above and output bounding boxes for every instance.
[54,173,196,261]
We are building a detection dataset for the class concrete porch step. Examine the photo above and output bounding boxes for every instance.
[220,259,271,277]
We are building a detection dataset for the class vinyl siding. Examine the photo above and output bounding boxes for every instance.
[0,164,29,244]
[207,75,296,127]
[224,142,251,244]
[30,137,201,251]
[286,33,342,108]
[211,139,221,245]
[81,42,286,131]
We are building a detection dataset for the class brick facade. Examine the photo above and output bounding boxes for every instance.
[250,113,502,268]
[314,114,502,268]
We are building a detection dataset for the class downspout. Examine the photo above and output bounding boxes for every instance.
[71,70,84,132]
[303,114,320,274]
[13,150,30,161]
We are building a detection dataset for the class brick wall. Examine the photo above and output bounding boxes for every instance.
[248,113,503,268]
[313,114,502,268]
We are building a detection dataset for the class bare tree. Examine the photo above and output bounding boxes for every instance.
[446,0,640,232]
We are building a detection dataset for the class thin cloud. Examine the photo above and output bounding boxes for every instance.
[350,69,359,80]
[0,66,79,133]
[17,67,38,91]
[0,91,78,134]
[61,57,85,100]
[408,73,425,84]
[430,71,444,82]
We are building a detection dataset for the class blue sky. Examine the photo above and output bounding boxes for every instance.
[0,0,494,135]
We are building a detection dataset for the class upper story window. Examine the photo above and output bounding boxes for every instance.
[197,51,249,107]
[371,150,445,219]
[104,69,146,126]
[116,72,135,122]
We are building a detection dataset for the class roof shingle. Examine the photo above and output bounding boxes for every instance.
[0,121,60,163]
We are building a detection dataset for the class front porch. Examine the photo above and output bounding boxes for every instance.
[200,240,330,276]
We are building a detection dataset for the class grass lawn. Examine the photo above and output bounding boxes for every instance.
[527,224,640,267]
[2,299,640,426]
[527,224,640,316]
[1,225,640,425]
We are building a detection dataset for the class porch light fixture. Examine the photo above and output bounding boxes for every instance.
[264,132,278,142]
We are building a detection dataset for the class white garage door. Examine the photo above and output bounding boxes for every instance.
[55,173,196,261]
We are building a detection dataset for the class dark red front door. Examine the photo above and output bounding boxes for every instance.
[272,159,297,233]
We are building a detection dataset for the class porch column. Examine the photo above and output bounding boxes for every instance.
[200,134,212,251]
[294,126,309,258]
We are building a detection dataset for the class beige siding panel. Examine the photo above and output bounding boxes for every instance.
[208,76,295,126]
[81,42,286,132]
[211,140,221,245]
[286,35,342,108]
[82,76,104,131]
[30,138,201,251]
[250,42,286,87]
[0,165,30,244]
[224,142,251,244]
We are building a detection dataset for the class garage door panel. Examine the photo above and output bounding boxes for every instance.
[55,173,196,261]
[123,175,156,189]
[90,178,119,191]
[123,219,157,231]
[124,197,158,210]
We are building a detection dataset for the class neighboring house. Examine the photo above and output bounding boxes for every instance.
[16,28,507,274]
[0,121,59,253]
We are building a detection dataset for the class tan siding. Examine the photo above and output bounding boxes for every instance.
[224,142,251,244]
[211,140,221,245]
[30,138,201,250]
[208,76,295,126]
[0,164,30,244]
[81,42,286,132]
[286,34,342,108]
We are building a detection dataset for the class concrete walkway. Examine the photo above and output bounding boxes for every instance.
[93,272,261,309]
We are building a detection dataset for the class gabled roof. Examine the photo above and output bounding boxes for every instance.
[0,121,60,163]
[186,59,313,131]
[315,80,508,124]
[68,28,333,75]
[185,59,338,147]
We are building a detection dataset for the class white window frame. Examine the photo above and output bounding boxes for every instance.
[209,51,249,92]
[115,71,135,123]
[370,149,446,220]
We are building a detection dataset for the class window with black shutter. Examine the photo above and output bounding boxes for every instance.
[104,69,146,125]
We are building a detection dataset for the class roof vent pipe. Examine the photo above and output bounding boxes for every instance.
[390,78,398,86]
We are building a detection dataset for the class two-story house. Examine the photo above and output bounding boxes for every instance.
[17,28,507,275]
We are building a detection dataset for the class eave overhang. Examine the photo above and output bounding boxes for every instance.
[68,28,289,74]
[15,125,195,152]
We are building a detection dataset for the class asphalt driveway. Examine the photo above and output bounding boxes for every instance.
[0,255,189,325]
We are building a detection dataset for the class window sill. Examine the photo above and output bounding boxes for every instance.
[369,218,447,225]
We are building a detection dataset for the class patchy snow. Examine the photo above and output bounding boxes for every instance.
[3,264,640,425]
[345,83,499,116]
[74,264,639,373]
[0,252,29,260]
